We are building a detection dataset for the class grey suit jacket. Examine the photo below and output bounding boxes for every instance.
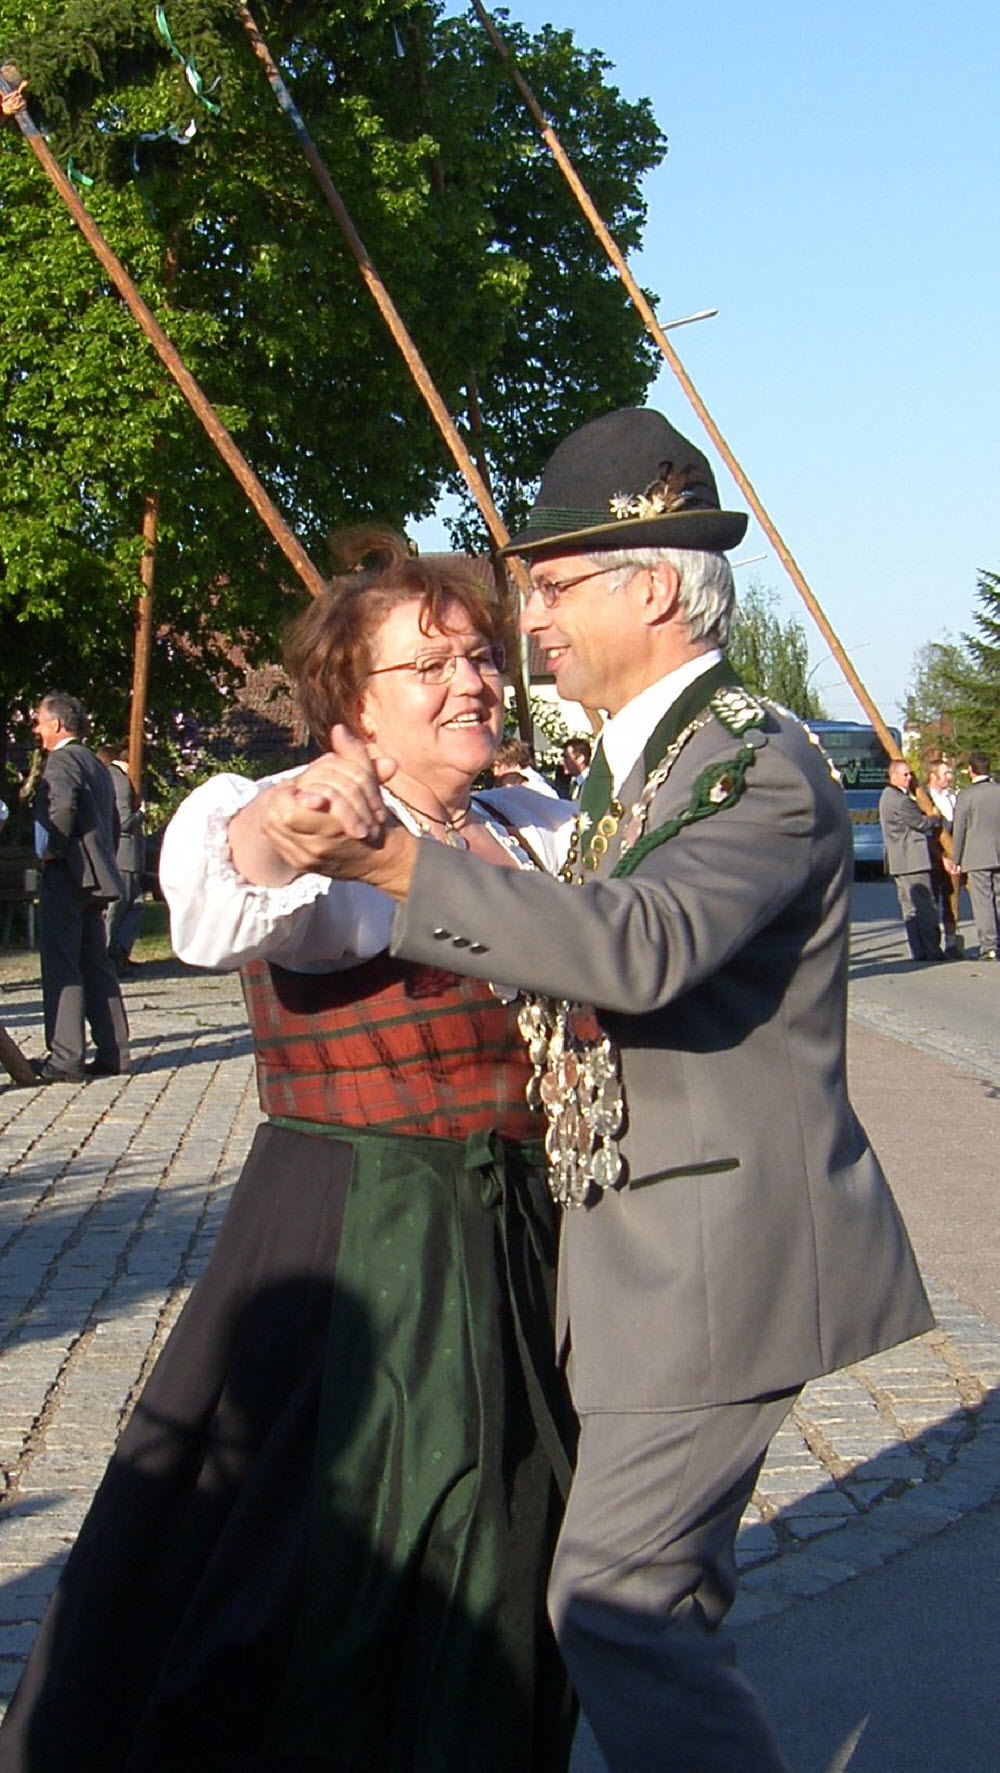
[951,778,1000,871]
[392,697,932,1411]
[35,742,124,902]
[109,762,145,873]
[878,785,935,876]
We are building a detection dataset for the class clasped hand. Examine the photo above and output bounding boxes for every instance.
[253,726,415,896]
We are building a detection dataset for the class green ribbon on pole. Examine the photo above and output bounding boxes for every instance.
[154,5,222,114]
[65,157,95,190]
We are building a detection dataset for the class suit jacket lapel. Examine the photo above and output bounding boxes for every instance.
[616,658,739,814]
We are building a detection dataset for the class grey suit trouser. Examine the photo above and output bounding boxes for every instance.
[551,1392,796,1773]
[39,870,130,1074]
[891,870,941,960]
[965,868,999,956]
[106,869,145,956]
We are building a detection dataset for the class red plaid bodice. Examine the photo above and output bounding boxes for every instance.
[240,955,540,1142]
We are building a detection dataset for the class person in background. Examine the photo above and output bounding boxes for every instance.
[878,757,943,963]
[97,744,146,972]
[947,752,1000,960]
[924,756,963,958]
[558,737,592,799]
[491,736,561,797]
[30,693,129,1084]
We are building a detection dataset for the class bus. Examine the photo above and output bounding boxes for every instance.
[804,720,901,874]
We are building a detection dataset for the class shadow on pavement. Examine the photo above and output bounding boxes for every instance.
[736,1494,1000,1771]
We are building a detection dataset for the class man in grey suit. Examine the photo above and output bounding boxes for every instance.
[878,757,944,962]
[32,694,131,1083]
[97,744,146,971]
[241,409,933,1771]
[947,752,1000,959]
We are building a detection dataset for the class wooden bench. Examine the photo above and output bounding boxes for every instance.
[0,846,40,949]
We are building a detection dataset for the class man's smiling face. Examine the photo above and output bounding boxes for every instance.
[520,555,656,716]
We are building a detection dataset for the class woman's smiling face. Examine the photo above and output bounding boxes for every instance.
[355,597,505,801]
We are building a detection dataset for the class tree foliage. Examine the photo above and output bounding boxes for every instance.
[902,574,1000,763]
[958,569,1000,761]
[902,634,975,756]
[0,0,664,768]
[727,582,826,719]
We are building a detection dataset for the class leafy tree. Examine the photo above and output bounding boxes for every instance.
[956,570,1000,761]
[901,634,975,757]
[0,0,665,779]
[727,582,827,719]
[902,578,1000,763]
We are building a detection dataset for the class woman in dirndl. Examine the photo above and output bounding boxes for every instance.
[0,531,575,1772]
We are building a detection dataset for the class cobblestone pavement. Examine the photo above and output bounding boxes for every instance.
[1,958,999,1707]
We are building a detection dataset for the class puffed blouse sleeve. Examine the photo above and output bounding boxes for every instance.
[159,770,396,973]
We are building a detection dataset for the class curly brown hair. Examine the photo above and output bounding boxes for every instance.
[285,527,503,749]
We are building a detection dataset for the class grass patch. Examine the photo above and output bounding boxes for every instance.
[133,898,175,963]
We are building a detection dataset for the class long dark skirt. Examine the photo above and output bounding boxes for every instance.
[0,1124,574,1772]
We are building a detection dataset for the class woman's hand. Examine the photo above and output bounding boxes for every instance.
[286,728,394,836]
[228,727,417,899]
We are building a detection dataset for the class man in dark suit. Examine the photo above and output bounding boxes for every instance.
[32,694,130,1082]
[947,752,1000,959]
[558,736,592,800]
[97,744,146,971]
[236,409,933,1771]
[878,758,943,961]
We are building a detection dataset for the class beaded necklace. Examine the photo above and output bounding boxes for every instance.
[390,789,470,849]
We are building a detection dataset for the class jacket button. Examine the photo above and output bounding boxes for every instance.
[432,927,451,940]
[469,942,487,954]
[451,935,470,948]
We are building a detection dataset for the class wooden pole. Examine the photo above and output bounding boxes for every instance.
[471,2,904,769]
[232,5,536,737]
[234,6,514,565]
[128,490,158,795]
[465,369,533,741]
[0,64,328,601]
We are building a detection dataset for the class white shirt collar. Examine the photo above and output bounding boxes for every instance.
[599,649,723,794]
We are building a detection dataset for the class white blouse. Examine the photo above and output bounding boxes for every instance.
[160,769,573,974]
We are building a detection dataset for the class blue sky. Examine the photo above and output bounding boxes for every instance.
[421,0,999,723]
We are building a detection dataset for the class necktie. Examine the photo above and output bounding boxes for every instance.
[577,742,612,825]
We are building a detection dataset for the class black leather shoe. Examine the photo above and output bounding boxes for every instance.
[84,1058,131,1077]
[31,1058,85,1085]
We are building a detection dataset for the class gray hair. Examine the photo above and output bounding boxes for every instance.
[586,546,736,647]
[39,692,86,738]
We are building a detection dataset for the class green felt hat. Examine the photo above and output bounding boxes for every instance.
[501,407,748,557]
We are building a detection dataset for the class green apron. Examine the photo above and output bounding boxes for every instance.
[271,1120,574,1771]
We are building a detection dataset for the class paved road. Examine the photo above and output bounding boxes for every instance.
[1,880,997,1764]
